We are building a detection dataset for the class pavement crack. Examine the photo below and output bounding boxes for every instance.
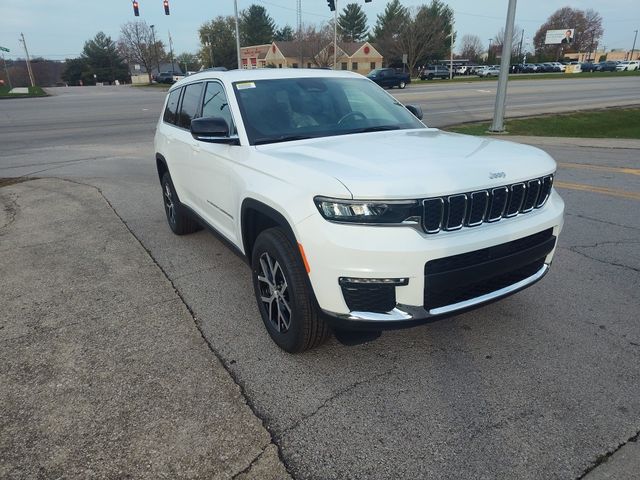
[53,177,297,480]
[576,429,640,479]
[279,368,396,438]
[230,445,268,479]
[563,241,640,274]
[565,212,640,232]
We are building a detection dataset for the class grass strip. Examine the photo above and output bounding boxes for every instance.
[413,70,640,84]
[446,108,640,139]
[0,85,47,97]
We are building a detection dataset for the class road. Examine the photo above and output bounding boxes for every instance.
[1,79,639,479]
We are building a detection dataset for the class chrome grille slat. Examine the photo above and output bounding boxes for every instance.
[422,174,554,234]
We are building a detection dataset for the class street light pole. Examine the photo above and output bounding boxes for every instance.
[168,30,176,72]
[150,25,161,75]
[233,0,241,69]
[631,30,638,61]
[1,52,12,89]
[488,39,493,63]
[449,22,454,80]
[206,34,215,68]
[489,0,517,133]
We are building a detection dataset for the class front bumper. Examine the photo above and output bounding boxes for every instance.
[296,190,564,329]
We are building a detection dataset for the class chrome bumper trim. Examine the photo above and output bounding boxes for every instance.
[325,264,549,323]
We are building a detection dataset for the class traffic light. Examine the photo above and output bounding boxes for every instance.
[132,0,139,16]
[365,0,372,2]
[164,0,170,15]
[327,0,335,11]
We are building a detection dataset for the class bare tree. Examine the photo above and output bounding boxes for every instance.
[459,34,484,63]
[297,23,335,68]
[119,21,165,82]
[533,7,603,60]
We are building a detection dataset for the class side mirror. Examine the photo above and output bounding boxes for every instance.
[405,104,423,120]
[190,117,239,144]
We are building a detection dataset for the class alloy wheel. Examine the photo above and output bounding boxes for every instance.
[164,182,175,225]
[257,252,292,333]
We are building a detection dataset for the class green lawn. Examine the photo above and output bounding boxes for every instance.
[0,86,47,97]
[413,69,640,84]
[446,108,640,139]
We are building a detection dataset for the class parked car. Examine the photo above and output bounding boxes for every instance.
[595,61,618,72]
[154,68,564,352]
[366,68,410,89]
[155,71,183,84]
[616,60,640,71]
[478,66,500,77]
[419,65,451,80]
[581,62,597,72]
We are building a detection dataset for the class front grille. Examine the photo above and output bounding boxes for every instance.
[422,174,553,233]
[341,284,396,313]
[424,229,555,310]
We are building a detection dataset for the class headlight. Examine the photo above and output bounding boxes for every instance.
[314,196,421,225]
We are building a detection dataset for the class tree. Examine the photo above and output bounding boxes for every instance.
[370,0,409,66]
[240,4,275,45]
[62,57,89,85]
[338,3,368,42]
[119,22,166,82]
[296,23,335,68]
[199,16,239,70]
[176,52,200,72]
[392,1,454,75]
[491,25,523,62]
[533,7,603,60]
[81,32,129,83]
[459,34,484,63]
[274,25,295,42]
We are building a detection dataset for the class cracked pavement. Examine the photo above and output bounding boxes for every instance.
[1,86,639,479]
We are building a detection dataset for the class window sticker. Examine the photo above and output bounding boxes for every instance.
[236,82,256,90]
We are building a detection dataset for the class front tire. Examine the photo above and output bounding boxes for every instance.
[161,172,201,235]
[399,81,406,89]
[251,228,330,353]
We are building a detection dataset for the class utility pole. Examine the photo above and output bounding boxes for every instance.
[206,34,214,68]
[488,39,493,63]
[19,33,36,87]
[168,30,176,72]
[449,22,454,80]
[333,0,338,70]
[233,0,241,69]
[518,29,524,62]
[297,0,303,67]
[631,30,638,61]
[489,0,517,133]
[150,25,161,75]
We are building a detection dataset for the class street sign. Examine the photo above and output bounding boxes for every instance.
[0,46,10,52]
[402,53,408,64]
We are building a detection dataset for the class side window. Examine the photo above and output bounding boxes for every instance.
[177,82,204,129]
[201,82,234,134]
[163,88,182,125]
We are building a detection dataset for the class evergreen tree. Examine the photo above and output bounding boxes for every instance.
[338,3,368,42]
[81,32,129,83]
[240,4,276,45]
[370,0,409,65]
[274,25,295,42]
[199,16,239,70]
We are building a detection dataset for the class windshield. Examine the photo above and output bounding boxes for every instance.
[233,77,425,145]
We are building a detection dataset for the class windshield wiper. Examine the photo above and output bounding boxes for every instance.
[347,125,401,134]
[253,135,316,145]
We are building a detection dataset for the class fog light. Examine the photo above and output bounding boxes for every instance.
[338,277,409,286]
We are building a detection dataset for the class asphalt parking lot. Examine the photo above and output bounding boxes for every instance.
[1,83,639,479]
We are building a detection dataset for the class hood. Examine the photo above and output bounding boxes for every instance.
[255,129,557,199]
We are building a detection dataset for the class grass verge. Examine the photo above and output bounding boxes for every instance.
[446,108,640,139]
[0,86,48,98]
[413,69,640,84]
[131,83,170,90]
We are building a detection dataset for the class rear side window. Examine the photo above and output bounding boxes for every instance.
[163,88,181,125]
[177,82,204,129]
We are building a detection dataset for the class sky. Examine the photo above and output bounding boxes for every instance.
[1,0,638,60]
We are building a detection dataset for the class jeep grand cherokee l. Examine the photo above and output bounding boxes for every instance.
[154,69,564,352]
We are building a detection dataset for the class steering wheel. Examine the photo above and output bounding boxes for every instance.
[337,111,366,126]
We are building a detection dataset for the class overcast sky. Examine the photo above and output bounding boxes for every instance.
[1,0,638,60]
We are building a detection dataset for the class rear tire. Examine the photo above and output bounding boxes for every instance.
[399,81,406,89]
[161,172,201,235]
[251,228,330,353]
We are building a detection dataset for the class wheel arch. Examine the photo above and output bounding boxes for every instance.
[241,198,298,259]
[156,153,168,183]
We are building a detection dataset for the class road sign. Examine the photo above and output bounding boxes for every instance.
[0,46,10,52]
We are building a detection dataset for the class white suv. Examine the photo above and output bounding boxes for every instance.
[154,69,564,352]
